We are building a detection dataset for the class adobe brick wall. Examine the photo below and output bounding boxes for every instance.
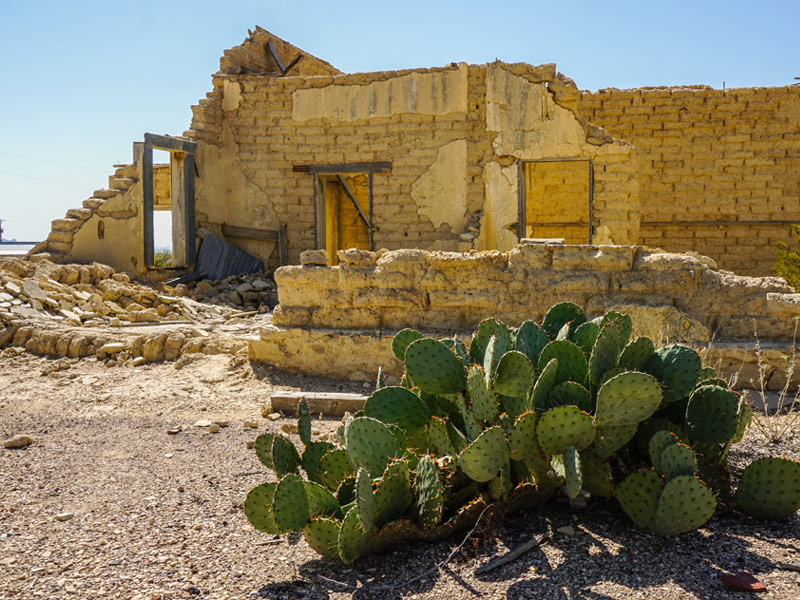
[580,85,800,276]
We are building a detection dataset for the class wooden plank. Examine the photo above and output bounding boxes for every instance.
[282,54,304,76]
[144,133,198,154]
[267,40,287,73]
[142,145,154,267]
[185,153,197,265]
[222,223,280,242]
[278,223,288,266]
[293,162,392,174]
[196,233,263,280]
[164,271,207,286]
[270,391,368,416]
[336,175,370,229]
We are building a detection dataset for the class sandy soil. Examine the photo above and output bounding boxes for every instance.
[1,351,799,600]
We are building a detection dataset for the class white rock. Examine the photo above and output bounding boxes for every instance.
[194,420,213,428]
[55,512,74,522]
[4,435,33,449]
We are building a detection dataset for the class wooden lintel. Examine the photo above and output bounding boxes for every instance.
[222,223,280,242]
[144,133,198,154]
[293,162,392,174]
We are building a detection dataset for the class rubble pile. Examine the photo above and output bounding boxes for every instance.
[189,272,278,311]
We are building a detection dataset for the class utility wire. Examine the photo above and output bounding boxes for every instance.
[0,170,88,188]
[0,151,107,172]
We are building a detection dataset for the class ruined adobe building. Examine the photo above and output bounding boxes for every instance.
[24,28,800,385]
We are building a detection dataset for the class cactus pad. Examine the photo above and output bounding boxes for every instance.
[415,455,445,528]
[470,318,512,364]
[364,386,431,434]
[466,366,499,422]
[508,411,541,461]
[244,482,279,534]
[644,344,701,403]
[302,517,341,559]
[319,449,354,491]
[593,423,638,458]
[336,476,356,505]
[600,310,633,343]
[302,441,336,485]
[685,385,741,444]
[539,340,588,386]
[515,320,549,365]
[272,474,310,532]
[654,475,716,536]
[589,323,622,385]
[547,381,592,412]
[392,328,424,361]
[595,372,662,427]
[580,449,615,498]
[454,392,482,441]
[616,470,664,532]
[254,433,275,470]
[543,302,586,339]
[345,416,404,477]
[493,351,534,398]
[531,357,559,411]
[536,405,596,455]
[732,401,752,444]
[355,468,377,531]
[272,435,301,477]
[374,459,413,526]
[405,338,466,395]
[618,337,655,371]
[563,445,582,499]
[338,506,369,564]
[426,416,456,455]
[459,426,510,482]
[305,481,342,519]
[649,430,681,471]
[735,457,800,520]
[571,321,600,355]
[298,398,312,447]
[659,443,698,480]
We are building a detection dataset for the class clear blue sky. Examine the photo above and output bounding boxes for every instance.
[1,0,798,243]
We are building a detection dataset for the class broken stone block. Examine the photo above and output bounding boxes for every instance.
[300,249,329,266]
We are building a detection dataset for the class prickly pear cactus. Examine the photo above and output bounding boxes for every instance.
[243,302,797,563]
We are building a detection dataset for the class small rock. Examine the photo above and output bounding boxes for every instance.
[267,412,281,421]
[4,435,33,449]
[55,512,74,522]
[280,423,298,434]
[719,570,767,592]
[243,421,259,429]
[208,424,221,433]
[131,356,145,367]
[300,249,329,266]
[194,420,213,428]
[166,427,181,435]
[213,420,230,427]
[246,440,255,449]
[556,525,576,536]
[164,453,174,458]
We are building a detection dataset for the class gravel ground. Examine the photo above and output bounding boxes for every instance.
[1,352,799,600]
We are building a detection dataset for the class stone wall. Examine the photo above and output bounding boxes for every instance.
[272,243,799,342]
[580,85,800,276]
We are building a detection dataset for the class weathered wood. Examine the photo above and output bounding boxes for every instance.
[185,153,197,265]
[282,54,304,76]
[474,532,549,574]
[336,175,370,229]
[195,230,263,280]
[164,271,207,286]
[144,133,198,154]
[270,391,368,416]
[222,223,280,242]
[278,223,288,266]
[142,146,154,267]
[293,162,392,174]
[267,40,286,73]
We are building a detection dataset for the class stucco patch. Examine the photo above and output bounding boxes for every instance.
[411,140,467,232]
[222,80,242,112]
[485,64,586,159]
[292,65,468,123]
[477,161,518,251]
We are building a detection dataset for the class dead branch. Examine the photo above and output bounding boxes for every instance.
[474,527,550,575]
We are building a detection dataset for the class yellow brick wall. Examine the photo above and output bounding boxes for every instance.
[524,160,590,243]
[580,85,800,275]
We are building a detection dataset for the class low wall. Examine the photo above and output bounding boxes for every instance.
[272,244,799,341]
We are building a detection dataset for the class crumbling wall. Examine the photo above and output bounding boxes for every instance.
[580,85,800,276]
[271,244,799,342]
[185,31,638,269]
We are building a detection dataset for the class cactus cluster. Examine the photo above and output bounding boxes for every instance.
[245,302,800,562]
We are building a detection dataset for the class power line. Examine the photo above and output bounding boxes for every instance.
[0,151,107,172]
[0,170,88,188]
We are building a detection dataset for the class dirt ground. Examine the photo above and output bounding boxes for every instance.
[1,350,799,600]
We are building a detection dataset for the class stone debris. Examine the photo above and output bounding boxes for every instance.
[556,525,576,536]
[55,512,74,522]
[194,420,213,428]
[4,435,33,449]
[267,412,282,421]
[207,424,221,433]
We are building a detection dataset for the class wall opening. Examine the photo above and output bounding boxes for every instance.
[519,158,593,244]
[152,149,173,266]
[321,174,370,265]
[142,133,197,269]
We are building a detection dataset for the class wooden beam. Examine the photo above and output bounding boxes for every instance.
[293,162,392,174]
[336,175,370,229]
[282,54,304,76]
[267,40,286,74]
[222,223,280,242]
[144,133,198,154]
[269,391,368,416]
[142,145,154,267]
[278,223,288,266]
